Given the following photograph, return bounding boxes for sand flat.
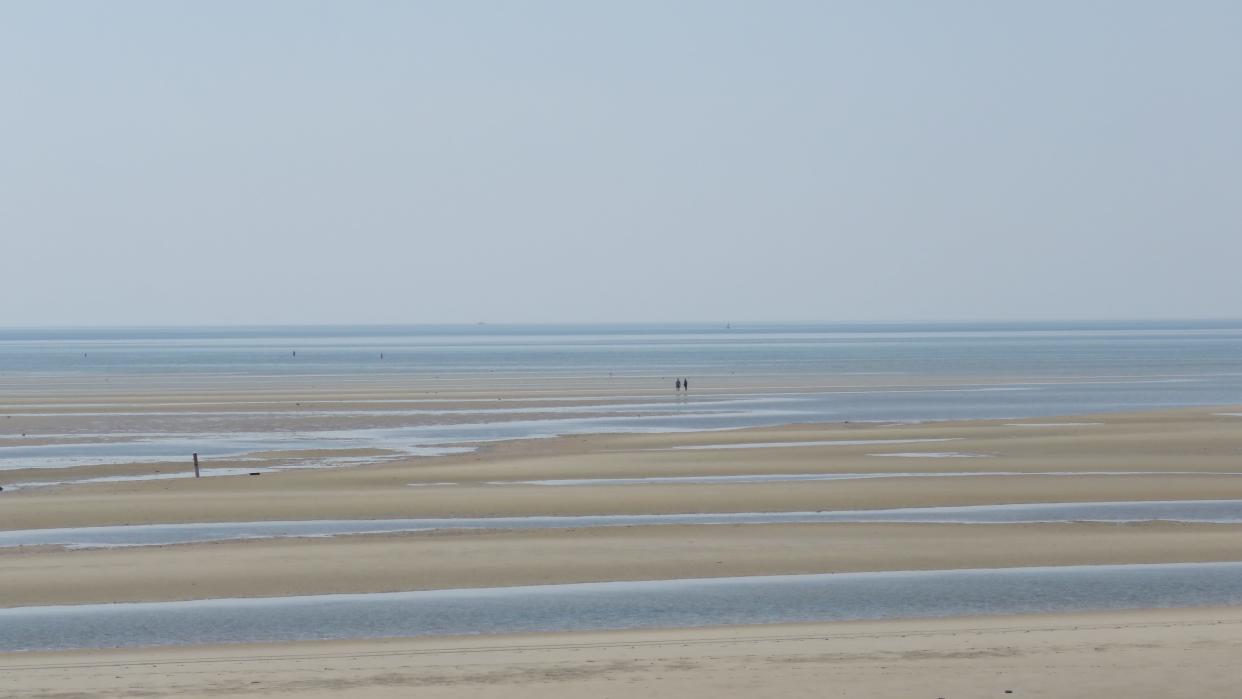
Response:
[2,392,1242,694]
[7,471,1242,528]
[3,406,1242,609]
[3,522,1242,607]
[6,405,1242,529]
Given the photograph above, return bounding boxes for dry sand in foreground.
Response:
[3,607,1240,698]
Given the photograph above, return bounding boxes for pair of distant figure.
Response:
[675,378,690,391]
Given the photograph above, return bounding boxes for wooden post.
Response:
[193,452,200,478]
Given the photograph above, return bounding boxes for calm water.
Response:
[3,321,1242,379]
[4,563,1242,652]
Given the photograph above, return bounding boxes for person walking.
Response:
[675,378,682,391]
[683,378,689,391]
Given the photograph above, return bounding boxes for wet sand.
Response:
[4,522,1242,607]
[5,406,1242,528]
[3,390,1242,695]
[3,406,1242,605]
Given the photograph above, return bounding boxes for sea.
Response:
[3,320,1242,381]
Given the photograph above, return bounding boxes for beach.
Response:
[3,326,1242,694]
[10,0,1241,689]
[4,406,1242,696]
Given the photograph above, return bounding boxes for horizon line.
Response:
[2,318,1242,332]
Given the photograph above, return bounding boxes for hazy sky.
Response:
[2,1,1239,326]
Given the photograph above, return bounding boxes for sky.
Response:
[1,1,1239,326]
